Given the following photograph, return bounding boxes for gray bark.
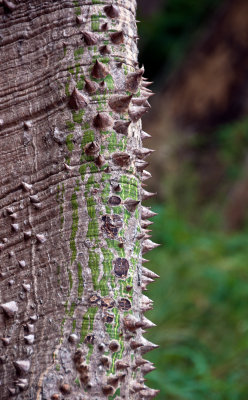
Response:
[0,1,158,399]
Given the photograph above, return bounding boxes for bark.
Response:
[0,1,158,399]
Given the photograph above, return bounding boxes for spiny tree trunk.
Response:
[0,1,159,399]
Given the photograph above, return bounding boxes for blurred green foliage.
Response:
[161,116,248,229]
[216,117,248,181]
[189,116,248,181]
[137,2,248,398]
[137,0,224,81]
[144,205,248,399]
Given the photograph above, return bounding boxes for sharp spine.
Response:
[114,120,131,135]
[29,195,39,203]
[132,97,150,106]
[139,388,160,398]
[142,266,160,279]
[68,87,88,110]
[107,375,119,386]
[124,199,140,212]
[126,68,144,93]
[140,294,153,311]
[84,78,98,94]
[141,276,154,291]
[81,31,98,45]
[110,31,125,44]
[142,80,153,87]
[3,0,16,12]
[136,160,149,172]
[21,182,32,191]
[109,94,132,113]
[141,131,151,140]
[76,15,85,24]
[93,112,114,129]
[142,239,160,254]
[101,22,108,31]
[1,337,11,346]
[140,338,159,354]
[11,223,19,232]
[141,206,157,219]
[140,316,156,329]
[141,362,156,375]
[141,220,153,229]
[18,258,26,267]
[99,44,111,55]
[123,315,143,331]
[13,360,30,374]
[141,170,152,181]
[134,148,154,159]
[140,89,155,98]
[91,60,109,79]
[95,155,105,167]
[22,283,30,292]
[115,360,129,370]
[141,189,157,200]
[1,301,18,317]
[112,152,130,167]
[84,141,100,157]
[130,340,143,349]
[23,231,32,240]
[15,378,28,390]
[131,381,145,392]
[134,356,147,367]
[10,212,17,219]
[129,107,149,122]
[104,5,120,18]
[36,234,46,243]
[24,334,34,344]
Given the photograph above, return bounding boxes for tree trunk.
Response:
[0,1,158,399]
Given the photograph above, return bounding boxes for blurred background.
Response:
[136,0,248,398]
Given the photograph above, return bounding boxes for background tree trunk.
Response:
[141,0,248,228]
[0,1,158,399]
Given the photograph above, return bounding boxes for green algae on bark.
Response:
[70,190,79,263]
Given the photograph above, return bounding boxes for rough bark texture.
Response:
[0,1,158,399]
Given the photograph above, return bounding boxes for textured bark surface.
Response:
[0,1,158,399]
